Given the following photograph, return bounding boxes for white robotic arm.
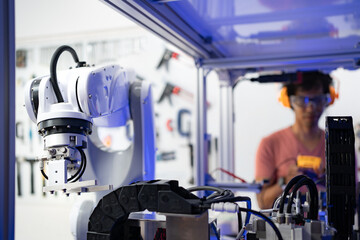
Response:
[24,45,155,194]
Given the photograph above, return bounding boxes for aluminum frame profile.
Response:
[101,0,360,73]
[194,67,208,188]
[201,51,360,71]
[217,70,235,182]
[99,0,360,191]
[101,0,224,60]
[0,0,15,239]
[207,181,262,193]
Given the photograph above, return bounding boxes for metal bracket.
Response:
[43,179,113,195]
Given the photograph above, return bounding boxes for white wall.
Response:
[15,0,136,39]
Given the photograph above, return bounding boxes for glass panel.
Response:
[168,0,360,58]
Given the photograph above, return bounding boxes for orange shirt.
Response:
[255,126,325,182]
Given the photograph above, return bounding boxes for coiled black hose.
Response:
[278,175,308,214]
[286,176,318,220]
[49,45,84,103]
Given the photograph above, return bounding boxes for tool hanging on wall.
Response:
[15,122,24,197]
[25,158,36,195]
[16,122,24,140]
[166,119,174,132]
[188,143,194,185]
[16,158,22,196]
[157,82,194,105]
[157,82,211,108]
[156,47,194,70]
[177,109,191,138]
[156,49,179,71]
[16,49,27,68]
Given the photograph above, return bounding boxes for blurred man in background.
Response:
[255,71,336,209]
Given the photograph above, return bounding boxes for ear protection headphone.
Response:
[278,85,339,108]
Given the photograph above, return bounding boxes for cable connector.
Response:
[39,160,44,170]
[211,202,239,213]
[302,201,309,213]
[285,213,292,225]
[76,61,87,68]
[295,191,301,215]
[235,226,247,240]
[277,212,285,224]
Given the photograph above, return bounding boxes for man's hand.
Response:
[285,164,302,184]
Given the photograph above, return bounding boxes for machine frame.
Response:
[0,0,15,239]
[98,0,360,190]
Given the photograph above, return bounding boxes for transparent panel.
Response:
[169,0,360,58]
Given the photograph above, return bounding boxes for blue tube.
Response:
[245,200,251,225]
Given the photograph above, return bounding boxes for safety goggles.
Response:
[290,94,330,108]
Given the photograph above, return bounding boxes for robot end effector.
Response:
[24,45,137,194]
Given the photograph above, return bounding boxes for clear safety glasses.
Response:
[290,94,330,108]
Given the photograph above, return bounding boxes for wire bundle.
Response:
[187,186,283,240]
[277,175,318,221]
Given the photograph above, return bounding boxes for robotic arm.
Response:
[24,45,155,194]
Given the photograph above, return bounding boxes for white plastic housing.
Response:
[77,65,131,127]
[24,64,132,127]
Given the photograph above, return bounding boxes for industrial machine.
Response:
[24,46,358,240]
[23,45,156,239]
[87,115,357,240]
[24,45,156,195]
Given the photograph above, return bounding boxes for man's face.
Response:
[290,86,329,128]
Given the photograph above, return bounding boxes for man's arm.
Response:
[255,137,281,209]
[256,179,283,209]
[256,165,301,209]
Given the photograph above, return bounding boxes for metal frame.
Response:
[194,67,208,187]
[100,0,360,74]
[0,0,15,239]
[201,51,360,72]
[102,0,224,59]
[99,0,360,191]
[217,70,235,182]
[195,66,262,192]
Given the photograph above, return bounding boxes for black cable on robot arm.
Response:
[69,147,87,183]
[279,175,308,214]
[68,147,86,182]
[50,45,82,103]
[286,177,318,220]
[238,207,284,240]
[40,147,86,183]
[41,169,48,180]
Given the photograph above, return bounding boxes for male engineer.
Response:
[254,71,338,209]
